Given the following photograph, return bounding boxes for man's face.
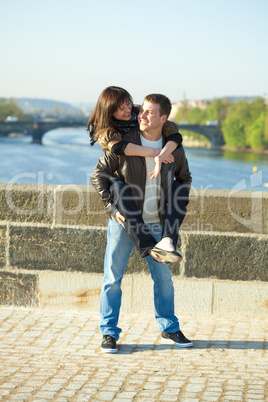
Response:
[138,101,167,132]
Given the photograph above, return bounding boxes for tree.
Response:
[222,115,246,147]
[0,99,31,121]
[248,97,266,120]
[248,112,266,149]
[174,100,191,122]
[204,99,230,123]
[245,98,266,147]
[265,105,268,142]
[188,107,205,124]
[221,100,252,148]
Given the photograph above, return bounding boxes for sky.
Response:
[1,0,267,107]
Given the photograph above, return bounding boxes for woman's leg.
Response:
[110,178,157,258]
[158,181,190,250]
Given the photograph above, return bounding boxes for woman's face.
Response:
[113,100,132,121]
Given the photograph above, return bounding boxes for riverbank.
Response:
[221,144,268,155]
[183,138,210,149]
[182,136,268,155]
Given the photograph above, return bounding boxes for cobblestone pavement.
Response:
[0,307,267,401]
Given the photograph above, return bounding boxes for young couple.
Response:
[90,86,193,353]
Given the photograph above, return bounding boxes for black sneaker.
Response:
[101,335,118,353]
[161,330,193,348]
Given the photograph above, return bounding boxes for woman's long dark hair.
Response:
[87,86,133,145]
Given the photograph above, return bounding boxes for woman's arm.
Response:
[124,141,178,179]
[124,142,161,157]
[112,140,177,179]
[149,141,177,179]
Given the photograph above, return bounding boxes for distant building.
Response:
[169,101,183,120]
[189,99,210,110]
[5,116,18,122]
[169,99,210,120]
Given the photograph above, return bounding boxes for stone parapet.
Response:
[0,183,267,314]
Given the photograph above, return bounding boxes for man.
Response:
[91,94,193,353]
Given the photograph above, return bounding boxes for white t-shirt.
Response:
[140,134,162,224]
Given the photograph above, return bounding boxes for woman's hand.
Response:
[149,154,174,179]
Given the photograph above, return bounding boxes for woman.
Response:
[88,86,182,178]
[88,86,187,263]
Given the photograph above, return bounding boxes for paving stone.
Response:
[97,391,117,400]
[0,307,267,401]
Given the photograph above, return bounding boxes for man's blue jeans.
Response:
[100,219,180,340]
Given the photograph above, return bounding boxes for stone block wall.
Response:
[0,183,267,315]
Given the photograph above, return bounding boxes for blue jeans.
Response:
[100,219,180,340]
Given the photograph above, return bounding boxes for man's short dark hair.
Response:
[144,94,172,118]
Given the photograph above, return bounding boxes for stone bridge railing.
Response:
[0,121,87,144]
[0,183,267,315]
[177,124,225,148]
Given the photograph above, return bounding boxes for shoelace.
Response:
[103,335,115,344]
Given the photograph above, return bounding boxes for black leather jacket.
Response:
[91,126,192,221]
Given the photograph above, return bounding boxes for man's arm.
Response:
[173,146,192,189]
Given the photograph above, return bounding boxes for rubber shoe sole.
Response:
[150,248,182,263]
[161,337,193,348]
[101,346,118,354]
[161,331,193,348]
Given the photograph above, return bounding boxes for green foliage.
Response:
[222,115,246,147]
[174,97,267,150]
[205,99,230,123]
[0,99,31,121]
[175,100,191,122]
[188,107,204,124]
[221,101,250,148]
[265,105,268,142]
[247,112,266,149]
[248,97,266,120]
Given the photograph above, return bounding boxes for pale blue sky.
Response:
[1,0,267,106]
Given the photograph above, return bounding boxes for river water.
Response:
[1,127,268,192]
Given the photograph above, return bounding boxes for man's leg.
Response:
[100,218,134,342]
[145,222,193,347]
[145,222,180,333]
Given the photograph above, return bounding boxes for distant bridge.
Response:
[0,121,225,148]
[177,124,225,148]
[0,120,87,144]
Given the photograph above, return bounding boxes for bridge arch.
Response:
[0,121,87,144]
[1,121,224,148]
[177,124,225,148]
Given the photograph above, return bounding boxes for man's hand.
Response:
[149,154,175,179]
[113,210,126,227]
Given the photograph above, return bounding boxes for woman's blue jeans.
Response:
[99,219,180,340]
